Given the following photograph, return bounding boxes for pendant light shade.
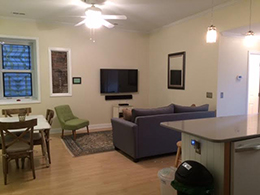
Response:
[245,30,256,47]
[245,0,256,47]
[206,0,217,43]
[206,25,217,43]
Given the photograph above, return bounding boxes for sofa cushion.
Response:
[122,108,132,121]
[174,104,209,113]
[131,104,174,122]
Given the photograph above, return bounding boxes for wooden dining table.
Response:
[0,115,51,167]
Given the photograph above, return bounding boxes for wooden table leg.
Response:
[40,130,50,167]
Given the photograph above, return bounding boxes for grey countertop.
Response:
[161,114,260,142]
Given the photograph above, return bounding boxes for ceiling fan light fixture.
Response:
[206,25,217,43]
[85,7,102,29]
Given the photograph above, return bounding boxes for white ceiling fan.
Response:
[76,0,127,29]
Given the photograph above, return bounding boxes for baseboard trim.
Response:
[50,123,112,134]
[89,123,112,130]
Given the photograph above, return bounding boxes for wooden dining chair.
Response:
[31,109,54,164]
[0,108,32,152]
[45,109,54,163]
[0,119,37,185]
[2,108,32,117]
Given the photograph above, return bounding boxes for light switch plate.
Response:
[220,92,224,98]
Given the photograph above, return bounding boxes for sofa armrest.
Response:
[111,118,139,159]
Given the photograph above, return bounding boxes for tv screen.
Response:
[100,69,138,93]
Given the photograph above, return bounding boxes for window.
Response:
[0,37,40,104]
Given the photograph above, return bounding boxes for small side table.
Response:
[112,105,133,118]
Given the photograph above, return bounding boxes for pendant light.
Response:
[206,0,217,43]
[244,0,255,47]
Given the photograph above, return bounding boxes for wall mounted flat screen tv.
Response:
[100,69,138,93]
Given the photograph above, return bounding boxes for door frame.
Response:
[246,51,260,115]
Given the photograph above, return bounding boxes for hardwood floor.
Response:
[0,132,176,195]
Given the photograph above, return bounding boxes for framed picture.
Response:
[49,48,72,97]
[73,77,81,84]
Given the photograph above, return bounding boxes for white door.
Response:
[247,53,260,114]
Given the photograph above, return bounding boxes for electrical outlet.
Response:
[191,140,201,154]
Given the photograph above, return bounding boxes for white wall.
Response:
[0,18,149,128]
[217,36,260,117]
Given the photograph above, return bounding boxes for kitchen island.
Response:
[161,114,260,195]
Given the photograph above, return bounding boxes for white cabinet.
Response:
[112,105,133,118]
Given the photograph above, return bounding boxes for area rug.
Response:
[61,131,114,157]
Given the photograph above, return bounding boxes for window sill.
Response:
[0,99,41,105]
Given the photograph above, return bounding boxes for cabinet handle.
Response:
[235,144,260,153]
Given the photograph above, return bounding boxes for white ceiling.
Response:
[222,23,260,37]
[0,0,234,32]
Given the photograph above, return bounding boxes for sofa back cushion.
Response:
[132,104,174,122]
[174,104,209,113]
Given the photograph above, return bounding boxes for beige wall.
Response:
[148,0,260,112]
[148,11,219,110]
[2,0,260,129]
[0,19,149,128]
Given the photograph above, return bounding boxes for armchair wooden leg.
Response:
[73,130,77,140]
[61,129,64,138]
[86,125,89,134]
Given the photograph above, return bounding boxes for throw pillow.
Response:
[131,104,174,123]
[174,104,209,113]
[122,108,132,121]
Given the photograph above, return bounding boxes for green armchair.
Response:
[55,105,89,140]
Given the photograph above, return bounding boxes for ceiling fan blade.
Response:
[75,19,86,26]
[102,20,115,28]
[58,16,85,18]
[102,15,127,20]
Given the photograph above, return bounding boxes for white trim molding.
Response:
[49,47,72,97]
[0,35,41,105]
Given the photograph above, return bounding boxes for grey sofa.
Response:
[111,104,216,162]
